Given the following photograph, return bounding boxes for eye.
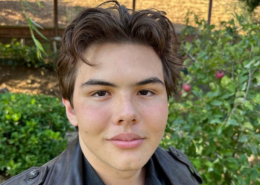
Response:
[92,91,109,97]
[138,90,154,96]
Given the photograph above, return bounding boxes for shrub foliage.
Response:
[0,39,56,68]
[239,0,260,12]
[161,14,260,184]
[0,93,71,176]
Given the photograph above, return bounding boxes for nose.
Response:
[113,96,139,125]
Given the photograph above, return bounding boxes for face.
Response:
[63,43,168,173]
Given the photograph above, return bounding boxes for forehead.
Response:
[75,43,164,83]
[83,43,161,67]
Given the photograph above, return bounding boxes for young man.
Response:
[2,1,202,185]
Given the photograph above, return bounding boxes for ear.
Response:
[62,98,78,126]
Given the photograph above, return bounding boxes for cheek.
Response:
[144,102,168,131]
[75,102,111,132]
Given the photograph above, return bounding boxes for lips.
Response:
[108,132,144,149]
[110,132,143,141]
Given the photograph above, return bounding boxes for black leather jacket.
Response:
[1,138,202,185]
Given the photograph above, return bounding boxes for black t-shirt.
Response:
[83,153,170,185]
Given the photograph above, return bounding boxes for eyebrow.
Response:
[81,79,117,88]
[80,77,164,88]
[136,77,164,86]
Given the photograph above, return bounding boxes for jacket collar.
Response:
[154,147,202,185]
[44,137,84,185]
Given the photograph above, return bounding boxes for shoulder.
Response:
[0,166,48,185]
[154,146,203,185]
[0,138,80,185]
[0,154,61,185]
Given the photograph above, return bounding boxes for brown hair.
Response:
[57,0,182,105]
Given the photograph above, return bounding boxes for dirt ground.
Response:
[0,65,60,97]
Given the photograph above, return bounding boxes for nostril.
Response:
[117,118,137,124]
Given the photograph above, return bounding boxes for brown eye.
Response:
[138,90,154,96]
[93,91,108,97]
[139,90,149,95]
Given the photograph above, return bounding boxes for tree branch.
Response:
[184,49,198,63]
[225,69,254,123]
[244,70,252,101]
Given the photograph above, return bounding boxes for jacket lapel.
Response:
[154,147,201,185]
[43,137,84,185]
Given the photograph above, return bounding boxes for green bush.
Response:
[161,14,260,184]
[239,0,260,12]
[0,93,72,177]
[0,39,57,69]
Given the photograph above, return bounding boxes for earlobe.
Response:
[62,98,78,126]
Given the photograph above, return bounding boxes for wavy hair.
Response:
[57,0,182,105]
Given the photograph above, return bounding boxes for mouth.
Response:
[108,132,144,149]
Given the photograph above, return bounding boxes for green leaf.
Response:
[26,17,36,30]
[30,19,43,29]
[22,0,36,13]
[216,125,223,135]
[227,119,239,126]
[239,75,248,84]
[243,101,254,111]
[244,59,255,69]
[242,122,254,131]
[33,39,44,52]
[253,94,260,104]
[238,134,248,142]
[235,91,246,97]
[225,157,239,169]
[183,58,191,66]
[249,168,259,181]
[253,60,260,67]
[37,1,44,8]
[234,97,245,104]
[206,90,220,98]
[252,46,260,53]
[33,28,48,40]
[31,98,36,105]
[220,93,234,100]
[173,116,185,125]
[185,42,192,51]
[238,154,248,164]
[23,9,47,57]
[210,100,223,106]
[209,119,222,124]
[205,161,214,168]
[221,76,232,87]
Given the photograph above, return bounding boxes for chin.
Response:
[113,164,144,172]
[110,156,148,171]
